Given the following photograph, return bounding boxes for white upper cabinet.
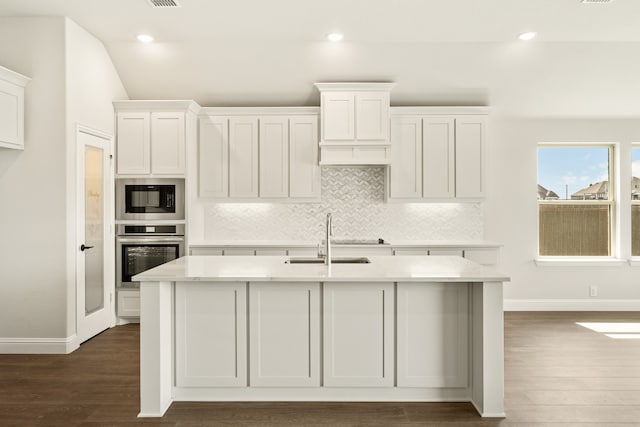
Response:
[259,117,289,198]
[229,117,259,198]
[389,116,422,199]
[423,117,455,199]
[199,116,228,198]
[150,112,185,175]
[0,65,30,150]
[315,83,395,165]
[355,91,390,141]
[116,112,150,175]
[455,116,486,199]
[198,108,320,201]
[114,101,199,177]
[322,92,354,141]
[289,116,320,199]
[387,107,488,201]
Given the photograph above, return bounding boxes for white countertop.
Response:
[189,240,502,248]
[134,255,509,283]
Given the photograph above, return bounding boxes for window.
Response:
[538,145,613,257]
[633,145,640,257]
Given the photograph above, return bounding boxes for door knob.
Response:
[80,244,94,251]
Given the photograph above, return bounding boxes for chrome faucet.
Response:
[325,213,332,266]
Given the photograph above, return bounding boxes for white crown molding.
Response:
[113,100,201,114]
[390,106,489,116]
[504,299,640,311]
[0,335,79,354]
[0,65,30,87]
[314,82,396,92]
[199,106,320,116]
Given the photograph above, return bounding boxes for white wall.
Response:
[64,18,128,340]
[0,17,68,340]
[0,17,127,352]
[485,118,640,310]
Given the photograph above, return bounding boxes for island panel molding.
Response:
[135,255,507,418]
[249,283,320,387]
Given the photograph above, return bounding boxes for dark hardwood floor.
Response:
[2,312,640,426]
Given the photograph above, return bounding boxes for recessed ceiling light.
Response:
[137,34,154,43]
[327,33,344,42]
[518,31,537,41]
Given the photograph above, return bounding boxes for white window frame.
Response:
[632,143,640,262]
[536,143,617,263]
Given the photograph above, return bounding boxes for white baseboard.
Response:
[504,299,640,311]
[0,334,79,354]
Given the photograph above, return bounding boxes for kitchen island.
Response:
[134,255,509,418]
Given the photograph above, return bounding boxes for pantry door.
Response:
[77,126,115,344]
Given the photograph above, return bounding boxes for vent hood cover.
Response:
[315,82,395,166]
[146,0,181,8]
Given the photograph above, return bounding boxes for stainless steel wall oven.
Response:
[116,224,185,288]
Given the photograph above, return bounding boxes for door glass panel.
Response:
[85,145,104,315]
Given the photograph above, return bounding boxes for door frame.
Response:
[75,123,116,344]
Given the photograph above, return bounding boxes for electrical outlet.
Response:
[589,286,598,297]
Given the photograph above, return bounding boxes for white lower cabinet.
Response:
[175,282,247,387]
[323,282,394,387]
[249,283,320,387]
[397,282,469,388]
[174,280,472,393]
[116,288,140,317]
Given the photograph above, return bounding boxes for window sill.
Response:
[535,257,627,267]
[630,258,640,267]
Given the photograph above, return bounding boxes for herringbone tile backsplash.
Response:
[203,167,482,241]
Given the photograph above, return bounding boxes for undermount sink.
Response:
[286,257,371,264]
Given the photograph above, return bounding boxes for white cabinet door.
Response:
[389,116,422,199]
[397,282,468,388]
[249,283,320,387]
[289,116,320,199]
[0,73,26,149]
[463,248,498,266]
[175,282,247,387]
[322,92,354,141]
[259,117,289,198]
[455,116,486,199]
[223,248,255,256]
[428,249,463,257]
[323,282,394,387]
[151,112,185,175]
[356,91,390,141]
[116,289,140,317]
[393,248,428,256]
[423,117,455,199]
[199,117,229,198]
[229,117,259,198]
[116,112,150,175]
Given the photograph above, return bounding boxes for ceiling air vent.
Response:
[146,0,181,8]
[581,0,614,3]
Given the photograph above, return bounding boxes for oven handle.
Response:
[117,237,185,244]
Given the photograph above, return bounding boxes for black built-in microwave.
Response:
[116,179,185,221]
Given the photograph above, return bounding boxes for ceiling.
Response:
[1,0,639,116]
